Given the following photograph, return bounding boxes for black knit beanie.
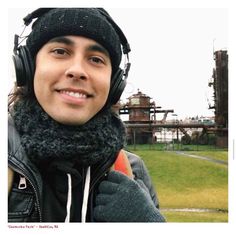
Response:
[26,8,122,72]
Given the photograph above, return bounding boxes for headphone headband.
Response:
[23,8,55,26]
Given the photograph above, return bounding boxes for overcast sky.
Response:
[108,8,228,120]
[8,8,228,120]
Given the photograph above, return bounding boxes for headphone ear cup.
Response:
[108,68,127,105]
[12,50,25,86]
[12,46,34,88]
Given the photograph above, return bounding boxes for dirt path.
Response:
[161,208,228,213]
[174,151,228,166]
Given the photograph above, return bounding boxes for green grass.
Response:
[162,211,228,222]
[186,151,228,162]
[127,147,228,222]
[126,143,227,152]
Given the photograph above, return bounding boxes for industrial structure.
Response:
[208,50,228,147]
[118,90,217,145]
[117,50,228,147]
[119,90,174,144]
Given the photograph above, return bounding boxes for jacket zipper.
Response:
[9,162,42,222]
[89,155,116,193]
[86,157,116,222]
[18,176,27,189]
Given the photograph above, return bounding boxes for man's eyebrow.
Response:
[48,36,75,46]
[47,37,110,57]
[86,44,110,57]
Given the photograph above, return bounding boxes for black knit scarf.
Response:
[12,99,126,167]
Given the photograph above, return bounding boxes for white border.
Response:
[2,1,235,235]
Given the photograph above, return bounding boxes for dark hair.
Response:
[8,84,35,109]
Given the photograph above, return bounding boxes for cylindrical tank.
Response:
[128,90,151,122]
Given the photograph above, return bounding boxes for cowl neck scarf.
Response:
[11,99,126,167]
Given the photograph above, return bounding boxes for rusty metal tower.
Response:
[119,90,174,144]
[208,50,228,147]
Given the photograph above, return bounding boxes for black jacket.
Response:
[8,116,160,222]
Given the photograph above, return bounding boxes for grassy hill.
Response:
[127,146,228,222]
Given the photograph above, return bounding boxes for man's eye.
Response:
[90,56,104,64]
[51,48,68,55]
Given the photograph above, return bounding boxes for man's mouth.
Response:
[60,90,88,99]
[56,88,93,99]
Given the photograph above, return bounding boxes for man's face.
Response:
[34,36,112,125]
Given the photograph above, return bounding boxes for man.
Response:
[8,8,165,222]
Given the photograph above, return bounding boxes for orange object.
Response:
[113,150,133,179]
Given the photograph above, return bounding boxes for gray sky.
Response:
[8,8,228,120]
[108,8,228,120]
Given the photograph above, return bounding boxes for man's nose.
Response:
[65,59,88,80]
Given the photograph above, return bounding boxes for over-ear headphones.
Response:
[12,8,131,105]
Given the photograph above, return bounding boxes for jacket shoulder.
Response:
[8,115,31,166]
[124,150,148,180]
[8,115,42,192]
[124,150,160,208]
[8,115,21,157]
